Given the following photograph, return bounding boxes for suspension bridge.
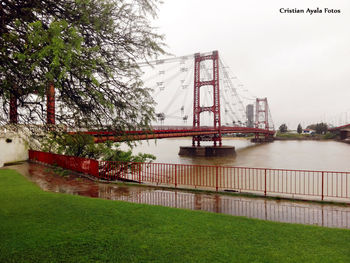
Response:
[8,50,276,155]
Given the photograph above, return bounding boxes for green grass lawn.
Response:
[1,169,350,263]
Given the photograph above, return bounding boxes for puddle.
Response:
[4,162,350,229]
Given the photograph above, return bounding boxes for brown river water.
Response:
[121,138,350,203]
[126,138,350,171]
[6,161,350,229]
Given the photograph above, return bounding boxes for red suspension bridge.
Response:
[8,50,275,147]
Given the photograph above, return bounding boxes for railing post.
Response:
[123,163,126,179]
[175,164,177,188]
[138,163,141,184]
[92,160,99,179]
[264,169,267,196]
[98,161,100,179]
[321,171,324,201]
[216,166,219,192]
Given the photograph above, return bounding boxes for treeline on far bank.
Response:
[276,122,337,140]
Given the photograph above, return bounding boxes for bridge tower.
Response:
[255,98,269,130]
[254,98,270,141]
[192,51,222,147]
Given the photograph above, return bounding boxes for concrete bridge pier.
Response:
[251,133,274,143]
[251,137,274,143]
[178,146,236,157]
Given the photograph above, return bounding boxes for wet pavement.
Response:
[4,162,350,229]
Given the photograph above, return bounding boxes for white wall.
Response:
[0,136,28,167]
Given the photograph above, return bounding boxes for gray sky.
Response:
[153,0,350,129]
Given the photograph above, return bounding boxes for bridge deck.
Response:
[75,126,275,143]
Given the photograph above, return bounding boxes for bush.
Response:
[41,132,156,163]
[279,124,288,133]
[323,132,336,140]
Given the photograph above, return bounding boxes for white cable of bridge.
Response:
[151,67,183,98]
[219,74,244,125]
[219,59,248,126]
[141,53,196,125]
[159,60,194,122]
[199,62,241,126]
[138,53,196,68]
[138,51,219,68]
[268,105,275,130]
[219,57,257,102]
[142,62,180,84]
[140,52,267,128]
[164,67,194,118]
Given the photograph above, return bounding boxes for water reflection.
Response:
[7,162,350,229]
[98,184,350,229]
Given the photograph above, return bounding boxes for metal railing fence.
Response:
[29,150,350,202]
[29,150,99,177]
[99,161,350,202]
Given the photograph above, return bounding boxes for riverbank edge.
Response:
[274,136,325,141]
[274,137,350,145]
[12,160,350,208]
[1,169,350,263]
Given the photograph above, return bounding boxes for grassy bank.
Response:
[275,132,336,140]
[1,169,350,262]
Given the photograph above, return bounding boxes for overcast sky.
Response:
[152,0,350,129]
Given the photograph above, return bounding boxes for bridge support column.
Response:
[252,98,274,143]
[192,50,222,147]
[181,50,236,156]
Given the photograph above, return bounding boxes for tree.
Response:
[307,123,328,134]
[1,0,165,130]
[42,132,156,163]
[279,123,288,133]
[315,123,328,135]
[306,124,316,130]
[297,124,302,134]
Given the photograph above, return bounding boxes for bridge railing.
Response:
[28,150,349,203]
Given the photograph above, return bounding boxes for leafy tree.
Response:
[42,133,156,163]
[315,122,328,135]
[306,124,316,130]
[297,124,302,134]
[1,0,165,130]
[307,123,328,134]
[279,123,288,133]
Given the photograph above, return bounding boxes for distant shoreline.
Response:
[274,136,324,141]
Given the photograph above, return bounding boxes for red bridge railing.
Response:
[29,150,350,202]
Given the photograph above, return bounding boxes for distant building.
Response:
[246,104,254,128]
[303,129,315,134]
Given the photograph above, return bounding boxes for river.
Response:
[125,138,350,172]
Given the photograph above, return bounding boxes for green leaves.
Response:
[1,0,165,130]
[42,132,156,163]
[278,124,288,133]
[25,20,83,83]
